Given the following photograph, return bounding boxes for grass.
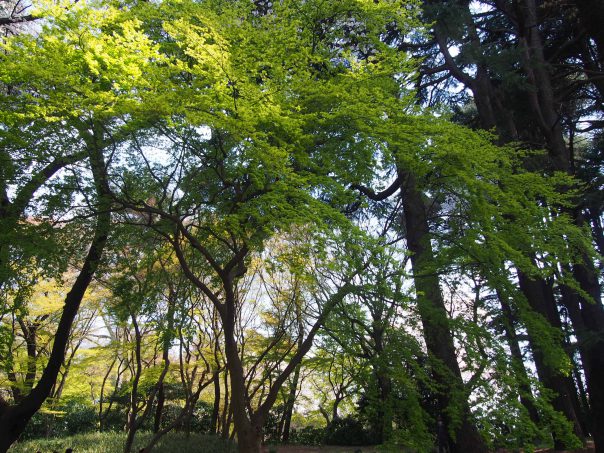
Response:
[9,431,237,453]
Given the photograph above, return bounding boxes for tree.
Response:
[407,0,604,447]
[0,2,161,448]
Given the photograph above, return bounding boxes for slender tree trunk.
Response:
[497,293,541,425]
[281,364,300,443]
[154,384,165,434]
[98,357,118,431]
[210,370,221,434]
[0,140,111,452]
[153,291,176,434]
[221,368,230,439]
[124,314,143,453]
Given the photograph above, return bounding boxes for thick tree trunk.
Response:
[374,371,393,444]
[400,171,487,453]
[222,286,263,453]
[516,271,585,448]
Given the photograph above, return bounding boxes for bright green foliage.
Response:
[8,431,236,453]
[0,0,598,451]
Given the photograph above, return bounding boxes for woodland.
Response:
[0,0,603,452]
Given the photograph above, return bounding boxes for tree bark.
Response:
[497,293,541,425]
[516,271,584,448]
[0,141,111,452]
[280,364,300,443]
[210,370,221,434]
[400,171,487,453]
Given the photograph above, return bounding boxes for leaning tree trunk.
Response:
[497,293,541,425]
[516,271,585,448]
[400,170,487,453]
[0,142,111,452]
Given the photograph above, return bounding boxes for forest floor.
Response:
[262,447,378,453]
[10,433,595,453]
[263,442,597,453]
[533,442,595,453]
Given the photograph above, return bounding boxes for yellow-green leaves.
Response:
[1,0,162,121]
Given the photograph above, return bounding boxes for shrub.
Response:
[63,402,97,435]
[323,417,370,446]
[289,426,324,445]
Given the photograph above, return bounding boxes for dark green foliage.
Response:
[288,427,325,446]
[21,402,97,439]
[323,417,371,446]
[262,404,285,443]
[63,403,98,435]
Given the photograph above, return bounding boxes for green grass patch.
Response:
[9,431,237,453]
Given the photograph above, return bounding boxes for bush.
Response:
[63,402,97,435]
[157,401,214,433]
[323,417,370,446]
[21,401,97,439]
[288,426,324,445]
[21,411,56,439]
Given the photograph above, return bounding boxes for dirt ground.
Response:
[262,441,596,453]
[532,442,596,453]
[262,446,377,453]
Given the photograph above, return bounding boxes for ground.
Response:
[8,433,596,453]
[263,447,378,453]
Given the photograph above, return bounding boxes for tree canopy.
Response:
[1,0,603,452]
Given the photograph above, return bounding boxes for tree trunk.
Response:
[124,314,143,453]
[0,141,111,452]
[572,254,604,452]
[210,371,221,434]
[222,285,263,453]
[497,293,541,425]
[154,384,165,434]
[516,271,585,448]
[280,364,301,443]
[400,171,487,453]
